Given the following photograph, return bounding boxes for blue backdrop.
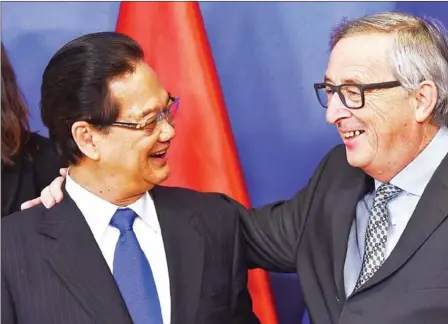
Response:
[2,2,447,323]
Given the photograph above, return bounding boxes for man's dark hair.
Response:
[41,32,144,164]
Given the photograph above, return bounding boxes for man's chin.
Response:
[345,149,369,169]
[154,166,170,185]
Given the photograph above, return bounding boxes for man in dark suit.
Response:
[235,11,448,324]
[21,11,448,324]
[1,32,259,324]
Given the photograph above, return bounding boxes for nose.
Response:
[158,119,175,142]
[325,93,352,125]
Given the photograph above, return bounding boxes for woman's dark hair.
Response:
[1,43,30,166]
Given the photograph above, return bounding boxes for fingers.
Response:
[40,186,56,208]
[50,177,65,203]
[20,197,43,210]
[59,168,68,177]
[19,174,66,210]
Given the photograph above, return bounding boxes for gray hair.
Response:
[330,12,448,127]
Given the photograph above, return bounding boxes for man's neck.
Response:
[68,164,150,207]
[364,123,440,183]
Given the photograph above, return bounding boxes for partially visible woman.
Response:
[1,43,66,217]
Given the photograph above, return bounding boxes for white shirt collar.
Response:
[65,171,160,244]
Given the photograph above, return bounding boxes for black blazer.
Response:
[237,145,448,324]
[1,185,259,324]
[1,133,66,217]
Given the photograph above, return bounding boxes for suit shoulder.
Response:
[154,185,236,209]
[1,206,48,277]
[155,187,241,240]
[326,144,347,162]
[2,205,46,237]
[319,144,353,172]
[152,186,241,232]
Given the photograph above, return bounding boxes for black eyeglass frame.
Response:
[313,81,401,109]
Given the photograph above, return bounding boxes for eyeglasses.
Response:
[313,81,401,109]
[111,96,180,135]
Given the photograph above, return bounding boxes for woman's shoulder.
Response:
[23,132,66,188]
[22,132,67,169]
[23,132,57,156]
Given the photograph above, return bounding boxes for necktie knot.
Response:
[110,208,138,232]
[373,183,402,206]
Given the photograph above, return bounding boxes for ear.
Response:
[71,121,101,161]
[414,80,438,123]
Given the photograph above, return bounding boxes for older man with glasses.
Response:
[19,11,448,324]
[1,32,260,324]
[238,11,448,323]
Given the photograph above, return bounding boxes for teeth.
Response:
[342,131,363,138]
[153,151,166,156]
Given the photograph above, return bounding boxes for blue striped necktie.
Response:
[110,208,163,324]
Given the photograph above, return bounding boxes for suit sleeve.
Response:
[229,207,260,324]
[230,149,335,273]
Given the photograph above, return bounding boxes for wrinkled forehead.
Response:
[326,33,396,84]
[109,62,169,119]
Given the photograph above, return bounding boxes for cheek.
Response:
[135,133,160,165]
[100,131,161,171]
[102,134,141,164]
[354,100,385,148]
[108,139,137,168]
[363,95,390,127]
[361,96,413,149]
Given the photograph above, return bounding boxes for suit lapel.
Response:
[39,189,133,324]
[357,154,448,294]
[330,166,372,300]
[152,186,205,324]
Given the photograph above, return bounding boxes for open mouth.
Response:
[150,150,167,159]
[341,130,365,139]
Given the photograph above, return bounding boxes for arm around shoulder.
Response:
[230,146,340,273]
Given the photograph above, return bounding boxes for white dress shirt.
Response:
[65,173,171,324]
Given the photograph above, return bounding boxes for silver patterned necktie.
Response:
[355,183,402,290]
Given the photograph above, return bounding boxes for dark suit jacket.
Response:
[236,145,448,324]
[2,133,66,217]
[1,185,259,324]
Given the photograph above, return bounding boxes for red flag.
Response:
[116,2,278,323]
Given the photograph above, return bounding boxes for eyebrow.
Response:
[324,75,333,83]
[137,93,171,120]
[324,75,364,85]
